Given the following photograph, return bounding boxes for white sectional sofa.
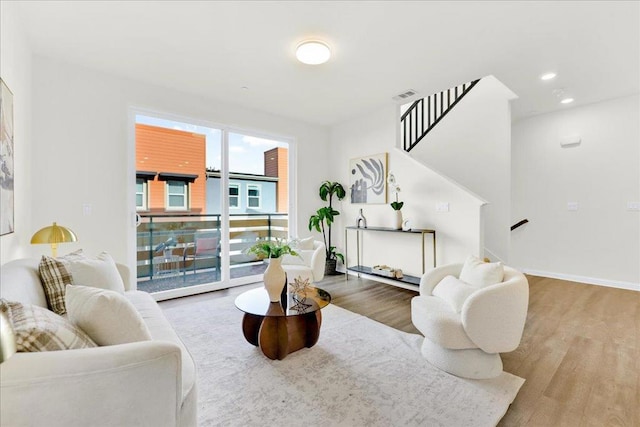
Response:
[0,258,197,427]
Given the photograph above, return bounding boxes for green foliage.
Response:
[390,201,404,211]
[309,181,346,262]
[245,238,298,259]
[319,181,346,202]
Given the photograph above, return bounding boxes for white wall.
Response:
[512,94,640,288]
[0,1,33,264]
[330,105,484,277]
[29,56,329,272]
[408,76,517,263]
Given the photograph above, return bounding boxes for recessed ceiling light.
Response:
[540,72,557,81]
[560,98,574,104]
[296,40,331,65]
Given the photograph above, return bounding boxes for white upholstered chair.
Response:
[411,260,529,379]
[281,240,326,284]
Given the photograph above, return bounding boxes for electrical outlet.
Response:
[82,204,92,216]
[628,202,640,211]
[567,202,579,211]
[436,202,450,213]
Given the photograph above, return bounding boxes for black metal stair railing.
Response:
[401,78,480,152]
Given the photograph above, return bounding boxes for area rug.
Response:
[161,291,524,427]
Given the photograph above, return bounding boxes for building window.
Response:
[247,184,261,209]
[229,184,240,208]
[136,178,148,211]
[166,180,188,210]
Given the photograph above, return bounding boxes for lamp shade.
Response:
[31,222,77,257]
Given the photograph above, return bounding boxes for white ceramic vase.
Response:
[263,256,286,302]
[392,210,403,230]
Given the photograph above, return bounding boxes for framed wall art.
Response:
[349,152,387,204]
[0,78,14,235]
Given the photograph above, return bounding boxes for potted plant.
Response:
[246,238,298,302]
[387,172,404,229]
[308,181,346,275]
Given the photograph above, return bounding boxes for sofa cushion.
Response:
[125,291,196,401]
[38,251,125,316]
[66,285,152,346]
[411,295,477,349]
[432,275,478,313]
[0,298,97,352]
[459,255,504,287]
[282,265,314,284]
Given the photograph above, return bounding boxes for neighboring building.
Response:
[206,171,277,214]
[264,147,288,213]
[135,124,206,214]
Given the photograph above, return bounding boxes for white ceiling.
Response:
[12,1,640,127]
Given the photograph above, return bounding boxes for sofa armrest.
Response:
[419,263,463,296]
[1,341,183,427]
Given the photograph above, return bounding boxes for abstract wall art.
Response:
[0,78,14,235]
[349,153,387,204]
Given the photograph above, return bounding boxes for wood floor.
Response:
[163,273,640,426]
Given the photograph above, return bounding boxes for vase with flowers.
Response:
[387,173,404,229]
[246,238,299,302]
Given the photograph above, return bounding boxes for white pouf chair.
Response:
[411,257,529,379]
[281,239,326,284]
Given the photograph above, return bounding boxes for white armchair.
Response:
[281,240,326,284]
[411,262,529,379]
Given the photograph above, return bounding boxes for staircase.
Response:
[401,79,480,152]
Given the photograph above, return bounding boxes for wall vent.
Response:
[392,89,418,102]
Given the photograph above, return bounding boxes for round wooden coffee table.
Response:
[235,286,331,360]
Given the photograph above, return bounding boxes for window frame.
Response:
[229,183,240,209]
[246,183,262,209]
[165,180,189,211]
[135,178,149,211]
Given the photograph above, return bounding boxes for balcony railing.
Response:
[136,213,289,281]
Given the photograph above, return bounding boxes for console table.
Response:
[344,226,436,287]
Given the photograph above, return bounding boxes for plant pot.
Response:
[392,210,403,230]
[264,257,286,302]
[324,258,338,276]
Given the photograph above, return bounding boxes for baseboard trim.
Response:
[521,268,639,292]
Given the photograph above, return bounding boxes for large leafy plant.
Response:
[246,238,298,259]
[308,181,346,263]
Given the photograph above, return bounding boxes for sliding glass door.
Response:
[133,113,291,299]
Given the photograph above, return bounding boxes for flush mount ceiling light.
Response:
[296,40,331,65]
[540,72,557,81]
[560,97,575,104]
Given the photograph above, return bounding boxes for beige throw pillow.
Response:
[66,252,125,293]
[0,298,96,352]
[459,255,504,287]
[38,250,125,316]
[65,285,152,346]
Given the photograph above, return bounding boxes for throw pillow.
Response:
[65,285,152,346]
[432,275,478,313]
[38,254,77,315]
[0,298,97,352]
[66,252,126,293]
[459,255,504,287]
[38,251,125,316]
[297,236,315,250]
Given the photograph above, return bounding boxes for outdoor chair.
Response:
[183,230,221,279]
